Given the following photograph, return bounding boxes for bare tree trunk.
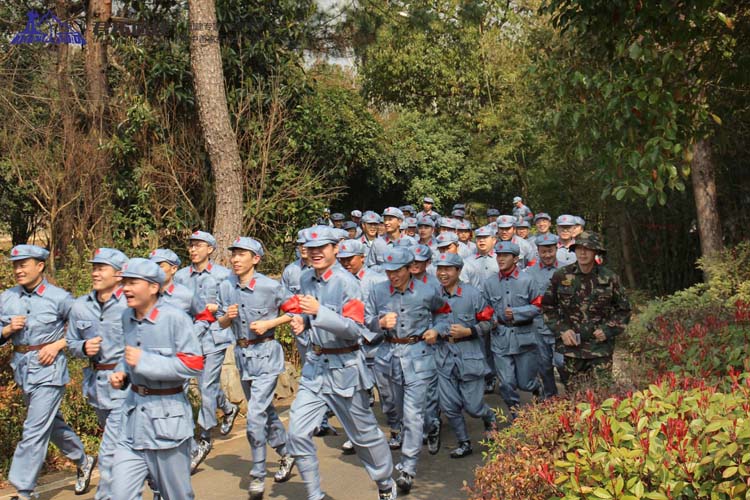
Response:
[188,0,243,264]
[84,0,111,129]
[690,138,723,279]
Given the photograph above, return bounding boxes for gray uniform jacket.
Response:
[365,278,451,385]
[435,284,493,380]
[115,304,203,450]
[216,273,298,381]
[297,266,373,397]
[482,267,543,355]
[174,261,232,352]
[1,280,73,392]
[67,288,129,409]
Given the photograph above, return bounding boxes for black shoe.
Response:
[450,441,473,458]
[388,431,402,450]
[190,439,211,475]
[314,421,337,437]
[248,477,265,500]
[395,471,413,494]
[484,378,496,394]
[378,483,398,499]
[147,477,161,499]
[483,412,498,435]
[274,455,295,483]
[342,439,356,455]
[75,454,96,495]
[427,422,441,455]
[220,403,239,436]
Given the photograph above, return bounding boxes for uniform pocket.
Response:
[330,365,359,395]
[150,403,188,441]
[26,355,57,386]
[412,352,436,379]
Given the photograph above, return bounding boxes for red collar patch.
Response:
[148,307,160,322]
[322,268,333,282]
[166,283,175,295]
[36,283,46,296]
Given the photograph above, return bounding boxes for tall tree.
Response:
[537,0,750,262]
[188,0,243,262]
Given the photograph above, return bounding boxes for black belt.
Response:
[92,362,117,370]
[13,342,51,353]
[386,336,422,345]
[311,344,360,355]
[237,334,275,348]
[131,384,183,396]
[440,333,478,344]
[496,319,534,328]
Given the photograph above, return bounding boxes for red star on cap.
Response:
[95,249,101,255]
[235,237,241,242]
[12,248,18,256]
[440,254,446,260]
[387,255,393,261]
[193,231,199,235]
[151,250,156,255]
[416,248,421,254]
[311,232,318,238]
[341,244,347,251]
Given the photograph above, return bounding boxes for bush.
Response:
[625,300,750,384]
[467,399,573,500]
[549,371,750,499]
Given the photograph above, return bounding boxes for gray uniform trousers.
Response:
[382,354,432,476]
[240,375,289,478]
[111,440,193,500]
[197,347,233,435]
[94,404,125,500]
[537,334,558,398]
[365,341,400,431]
[437,366,491,443]
[287,386,393,500]
[422,371,440,436]
[10,385,86,496]
[492,344,540,409]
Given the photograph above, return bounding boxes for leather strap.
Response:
[13,342,51,353]
[92,362,117,370]
[131,384,183,396]
[311,344,360,355]
[237,335,275,348]
[386,336,422,345]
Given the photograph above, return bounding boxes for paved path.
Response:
[1,393,508,500]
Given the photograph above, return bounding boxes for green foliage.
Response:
[0,159,42,245]
[467,399,572,500]
[536,0,750,207]
[625,242,750,353]
[550,373,750,499]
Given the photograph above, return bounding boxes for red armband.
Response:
[195,308,217,323]
[280,295,302,314]
[475,305,495,322]
[434,303,452,315]
[531,296,543,309]
[342,298,365,324]
[176,353,204,370]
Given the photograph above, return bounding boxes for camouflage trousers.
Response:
[559,356,613,391]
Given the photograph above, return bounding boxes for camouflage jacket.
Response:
[541,263,631,359]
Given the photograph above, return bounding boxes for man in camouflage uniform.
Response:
[541,232,631,387]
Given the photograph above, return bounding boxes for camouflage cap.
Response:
[570,231,606,253]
